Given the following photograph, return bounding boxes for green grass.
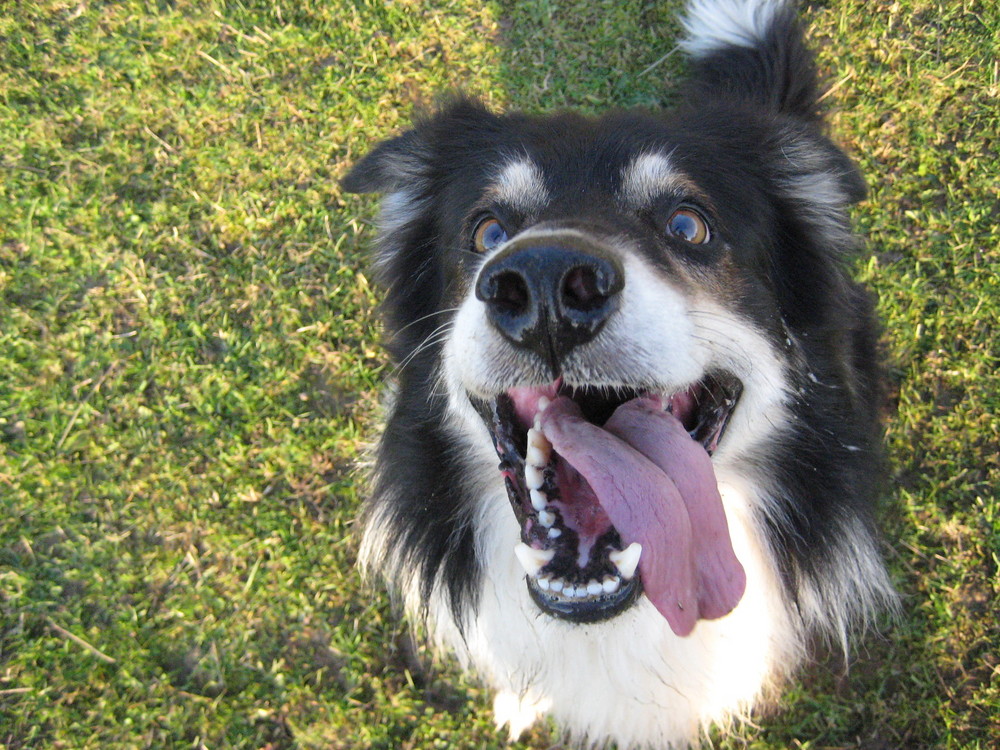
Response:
[1,0,997,747]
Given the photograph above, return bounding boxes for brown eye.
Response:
[472,217,508,253]
[666,208,711,244]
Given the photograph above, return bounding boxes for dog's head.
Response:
[343,17,870,633]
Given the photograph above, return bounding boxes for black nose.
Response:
[475,242,624,368]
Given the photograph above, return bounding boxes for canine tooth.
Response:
[549,578,564,592]
[564,586,578,598]
[529,488,548,511]
[602,576,620,594]
[513,543,555,577]
[537,576,551,591]
[609,543,642,580]
[538,509,555,527]
[525,464,544,490]
[548,527,562,539]
[586,579,603,596]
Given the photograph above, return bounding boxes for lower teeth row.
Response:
[537,574,621,598]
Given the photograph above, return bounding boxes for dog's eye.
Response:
[473,217,508,253]
[666,208,711,244]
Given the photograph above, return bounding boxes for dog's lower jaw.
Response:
[417,470,803,750]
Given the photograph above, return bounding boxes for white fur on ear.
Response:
[680,0,790,59]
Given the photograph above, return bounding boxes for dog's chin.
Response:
[470,371,743,625]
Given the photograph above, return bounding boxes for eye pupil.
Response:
[667,208,710,244]
[473,218,508,252]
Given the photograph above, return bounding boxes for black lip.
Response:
[528,575,643,624]
[689,372,743,455]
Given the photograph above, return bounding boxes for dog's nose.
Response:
[476,243,623,367]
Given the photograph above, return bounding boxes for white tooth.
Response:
[526,445,548,468]
[533,397,551,430]
[548,527,562,539]
[609,542,642,580]
[564,586,578,598]
[524,464,544,490]
[586,579,603,596]
[602,576,620,594]
[538,509,555,527]
[513,543,555,577]
[549,578,564,592]
[527,427,551,454]
[537,576,551,591]
[529,488,548,511]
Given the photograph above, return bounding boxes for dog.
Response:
[342,0,897,746]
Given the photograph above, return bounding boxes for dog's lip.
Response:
[473,372,743,623]
[527,572,643,623]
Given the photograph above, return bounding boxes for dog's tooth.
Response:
[609,542,642,580]
[586,579,603,596]
[513,543,555,577]
[549,578,564,593]
[527,427,550,449]
[529,488,548,511]
[564,585,578,598]
[538,509,555,527]
[547,526,562,539]
[602,576,620,594]
[525,464,544,490]
[526,444,548,469]
[537,576,551,591]
[532,396,551,430]
[527,427,552,454]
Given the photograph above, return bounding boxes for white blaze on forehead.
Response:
[490,157,548,213]
[619,152,689,209]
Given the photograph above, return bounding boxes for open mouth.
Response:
[475,373,747,632]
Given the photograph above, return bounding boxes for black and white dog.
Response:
[343,0,897,746]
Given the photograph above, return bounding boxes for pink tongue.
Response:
[540,396,746,636]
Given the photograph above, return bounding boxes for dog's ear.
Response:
[341,129,427,194]
[770,123,867,257]
[342,98,501,195]
[780,127,867,205]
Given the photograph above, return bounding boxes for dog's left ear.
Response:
[770,121,868,257]
[779,127,867,206]
[341,129,427,194]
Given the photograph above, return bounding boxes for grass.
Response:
[0,0,997,747]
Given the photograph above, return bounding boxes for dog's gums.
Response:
[478,375,746,631]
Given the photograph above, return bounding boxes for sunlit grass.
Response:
[1,0,997,747]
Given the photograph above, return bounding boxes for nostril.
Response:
[562,266,603,311]
[487,270,531,313]
[560,265,618,312]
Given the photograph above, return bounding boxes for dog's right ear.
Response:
[340,129,427,194]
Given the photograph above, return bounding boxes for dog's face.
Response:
[344,98,866,632]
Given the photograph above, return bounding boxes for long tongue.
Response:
[540,396,745,635]
[605,398,746,620]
